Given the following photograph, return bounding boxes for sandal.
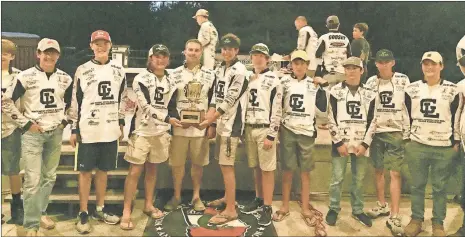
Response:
[143,208,164,219]
[272,210,290,222]
[302,212,318,227]
[208,213,238,225]
[119,218,135,230]
[206,198,225,208]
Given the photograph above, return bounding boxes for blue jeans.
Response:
[405,141,456,225]
[328,154,368,215]
[22,128,63,230]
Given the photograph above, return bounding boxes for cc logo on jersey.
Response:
[154,87,165,105]
[98,81,114,100]
[379,91,395,108]
[215,81,226,99]
[346,101,362,119]
[40,88,57,108]
[290,94,305,112]
[420,99,439,118]
[249,89,259,107]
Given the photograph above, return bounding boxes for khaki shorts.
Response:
[370,132,404,171]
[244,126,277,171]
[169,136,210,166]
[124,133,171,165]
[279,126,315,172]
[215,136,240,166]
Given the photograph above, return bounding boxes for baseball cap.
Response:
[220,36,240,48]
[37,38,60,53]
[458,56,465,67]
[91,30,111,42]
[148,44,170,57]
[326,15,340,25]
[375,49,395,61]
[343,57,363,68]
[421,51,443,64]
[192,9,209,18]
[291,50,309,61]
[249,43,270,57]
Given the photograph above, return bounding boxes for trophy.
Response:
[180,78,205,126]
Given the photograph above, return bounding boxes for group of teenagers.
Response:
[1,8,465,237]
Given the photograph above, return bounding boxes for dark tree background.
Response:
[2,1,465,80]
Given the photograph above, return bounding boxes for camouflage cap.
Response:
[343,57,363,68]
[326,15,340,25]
[375,49,395,61]
[149,44,170,56]
[249,43,270,57]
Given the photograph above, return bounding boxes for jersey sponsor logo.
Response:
[289,94,305,112]
[215,81,226,99]
[40,88,57,108]
[379,91,395,108]
[329,35,347,40]
[330,42,346,47]
[420,99,439,118]
[346,101,362,119]
[98,81,114,100]
[249,88,259,107]
[154,87,165,105]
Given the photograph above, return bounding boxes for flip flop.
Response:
[143,208,164,219]
[119,218,135,230]
[302,212,318,227]
[272,210,290,222]
[208,213,238,225]
[206,198,225,208]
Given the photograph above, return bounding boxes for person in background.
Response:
[193,9,219,70]
[351,23,371,83]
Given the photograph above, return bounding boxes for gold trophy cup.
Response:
[180,79,205,126]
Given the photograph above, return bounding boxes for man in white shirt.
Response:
[403,52,462,237]
[193,9,218,69]
[1,39,23,225]
[69,30,126,234]
[2,38,73,236]
[163,39,216,212]
[364,49,410,236]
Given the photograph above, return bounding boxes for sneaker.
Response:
[367,201,390,218]
[258,205,272,226]
[76,212,91,234]
[164,197,182,212]
[40,216,56,230]
[404,218,422,237]
[92,207,120,225]
[432,223,446,237]
[352,213,372,227]
[325,209,338,226]
[449,226,465,237]
[386,215,404,236]
[240,197,263,214]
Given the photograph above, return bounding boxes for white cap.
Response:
[192,9,209,18]
[37,38,60,53]
[421,51,443,64]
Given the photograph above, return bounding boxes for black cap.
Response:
[220,36,240,48]
[149,44,170,56]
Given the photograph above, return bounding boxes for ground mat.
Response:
[143,189,278,237]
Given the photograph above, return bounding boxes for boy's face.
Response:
[2,52,15,64]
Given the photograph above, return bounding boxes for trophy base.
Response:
[180,109,205,125]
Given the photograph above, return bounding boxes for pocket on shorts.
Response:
[128,134,139,147]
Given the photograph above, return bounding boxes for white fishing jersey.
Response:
[2,65,73,132]
[404,79,462,147]
[130,69,177,137]
[212,59,249,137]
[1,67,21,138]
[70,59,126,143]
[365,72,410,137]
[328,82,377,155]
[315,31,351,74]
[170,64,216,137]
[281,75,327,137]
[457,79,465,150]
[297,25,319,70]
[245,69,283,140]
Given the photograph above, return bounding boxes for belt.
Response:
[246,124,269,129]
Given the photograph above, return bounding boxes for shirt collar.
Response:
[342,81,364,89]
[147,68,169,76]
[252,68,270,74]
[290,73,307,81]
[220,58,239,68]
[421,78,444,85]
[35,64,57,73]
[91,58,111,65]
